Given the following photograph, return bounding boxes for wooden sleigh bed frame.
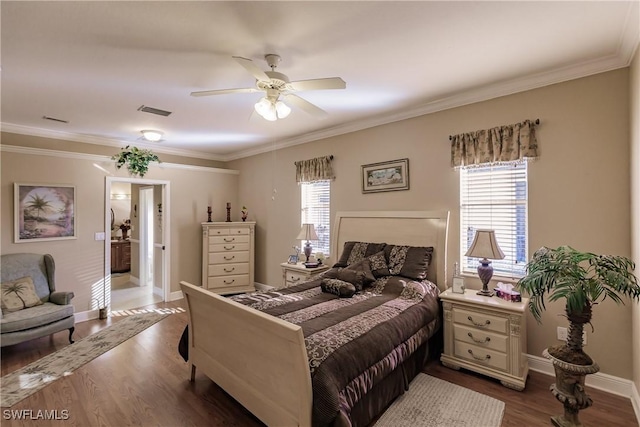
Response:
[180,210,450,427]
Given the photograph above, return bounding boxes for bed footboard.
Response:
[180,281,312,427]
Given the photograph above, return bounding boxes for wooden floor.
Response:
[1,299,637,427]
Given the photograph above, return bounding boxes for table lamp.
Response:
[465,229,505,296]
[296,224,318,263]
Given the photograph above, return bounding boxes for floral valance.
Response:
[295,155,335,183]
[450,119,539,169]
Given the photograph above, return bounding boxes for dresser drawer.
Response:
[208,243,250,253]
[209,235,250,245]
[453,307,508,334]
[207,274,250,289]
[454,341,508,372]
[208,252,249,264]
[228,228,250,235]
[208,263,249,276]
[454,324,508,353]
[208,228,230,236]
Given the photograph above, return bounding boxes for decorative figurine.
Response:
[207,206,212,222]
[241,206,248,222]
[226,202,231,222]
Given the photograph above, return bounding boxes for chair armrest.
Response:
[50,291,75,305]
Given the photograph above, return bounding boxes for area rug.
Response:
[374,374,505,427]
[1,311,168,407]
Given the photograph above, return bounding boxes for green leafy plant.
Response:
[112,146,160,178]
[517,246,640,364]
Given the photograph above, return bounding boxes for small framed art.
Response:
[361,158,409,194]
[452,276,465,294]
[287,255,299,264]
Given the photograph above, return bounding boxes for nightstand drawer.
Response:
[454,341,508,371]
[453,307,507,334]
[286,270,309,285]
[454,324,508,353]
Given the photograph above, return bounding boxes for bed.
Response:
[179,210,450,427]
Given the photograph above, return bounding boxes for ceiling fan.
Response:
[190,54,346,121]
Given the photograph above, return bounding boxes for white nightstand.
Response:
[280,262,330,288]
[439,288,529,390]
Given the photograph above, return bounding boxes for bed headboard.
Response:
[331,211,450,291]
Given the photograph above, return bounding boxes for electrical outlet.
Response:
[557,326,567,341]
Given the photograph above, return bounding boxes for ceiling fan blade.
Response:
[282,94,328,119]
[190,87,260,97]
[287,77,346,92]
[233,56,270,82]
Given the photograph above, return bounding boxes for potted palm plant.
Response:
[112,145,160,178]
[517,246,640,427]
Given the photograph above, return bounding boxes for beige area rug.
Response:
[374,374,505,427]
[1,310,171,407]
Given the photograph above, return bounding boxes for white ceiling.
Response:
[1,1,638,161]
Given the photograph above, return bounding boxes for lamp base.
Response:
[476,288,495,297]
[303,242,313,263]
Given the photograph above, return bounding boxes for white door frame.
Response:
[139,186,154,289]
[104,177,171,309]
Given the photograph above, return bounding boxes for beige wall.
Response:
[1,133,239,313]
[230,69,634,378]
[630,49,640,394]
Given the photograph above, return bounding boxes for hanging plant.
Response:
[111,145,161,178]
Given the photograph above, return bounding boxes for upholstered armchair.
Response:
[1,253,75,347]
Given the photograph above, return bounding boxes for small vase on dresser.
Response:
[202,221,255,295]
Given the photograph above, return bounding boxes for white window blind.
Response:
[460,163,528,278]
[301,181,331,256]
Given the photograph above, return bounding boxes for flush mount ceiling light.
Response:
[141,130,163,142]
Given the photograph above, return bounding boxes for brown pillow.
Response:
[334,241,387,268]
[1,276,43,313]
[324,259,372,291]
[321,278,357,298]
[366,251,390,278]
[384,245,434,280]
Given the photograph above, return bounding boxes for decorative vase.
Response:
[543,348,599,427]
[121,229,128,240]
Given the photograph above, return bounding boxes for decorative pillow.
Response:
[324,259,373,291]
[1,276,43,313]
[321,278,357,298]
[366,251,390,278]
[383,245,434,280]
[334,241,387,268]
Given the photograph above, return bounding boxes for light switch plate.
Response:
[94,232,106,241]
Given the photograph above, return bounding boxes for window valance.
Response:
[450,119,539,169]
[295,155,335,183]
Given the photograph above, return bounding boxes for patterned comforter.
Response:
[229,274,441,427]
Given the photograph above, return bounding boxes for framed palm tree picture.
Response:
[14,183,76,242]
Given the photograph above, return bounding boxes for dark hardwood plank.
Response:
[1,300,637,426]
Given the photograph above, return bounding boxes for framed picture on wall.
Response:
[361,158,409,193]
[14,183,76,243]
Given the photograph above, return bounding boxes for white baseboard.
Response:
[168,290,183,301]
[129,275,140,286]
[254,282,274,292]
[74,309,100,322]
[528,354,634,398]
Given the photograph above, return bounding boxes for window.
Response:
[301,181,331,256]
[460,162,528,278]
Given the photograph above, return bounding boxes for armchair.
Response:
[1,253,75,347]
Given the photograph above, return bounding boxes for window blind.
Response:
[301,181,331,256]
[460,163,528,278]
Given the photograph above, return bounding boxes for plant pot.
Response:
[543,348,599,427]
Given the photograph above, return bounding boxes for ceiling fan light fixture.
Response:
[275,101,291,119]
[141,130,163,142]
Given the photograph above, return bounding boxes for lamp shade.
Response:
[296,224,318,241]
[465,229,505,260]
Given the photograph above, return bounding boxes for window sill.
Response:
[460,272,522,285]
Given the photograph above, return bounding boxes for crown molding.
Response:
[0,145,239,175]
[0,123,227,162]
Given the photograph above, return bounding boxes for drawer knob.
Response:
[224,255,235,261]
[224,267,235,272]
[468,332,491,344]
[224,246,235,250]
[468,349,491,361]
[467,316,490,327]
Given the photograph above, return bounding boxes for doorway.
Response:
[104,178,170,314]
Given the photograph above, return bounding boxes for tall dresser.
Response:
[202,221,256,295]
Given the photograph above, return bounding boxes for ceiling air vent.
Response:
[42,116,69,124]
[137,105,172,117]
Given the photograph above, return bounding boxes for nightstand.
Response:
[280,262,330,288]
[439,288,529,390]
